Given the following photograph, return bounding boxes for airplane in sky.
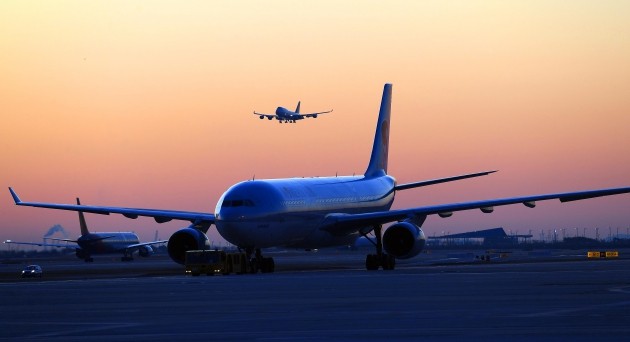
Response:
[254,101,332,123]
[8,83,630,272]
[4,198,167,262]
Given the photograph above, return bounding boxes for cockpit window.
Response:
[222,199,255,208]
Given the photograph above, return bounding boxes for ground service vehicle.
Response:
[184,250,253,276]
[21,264,43,278]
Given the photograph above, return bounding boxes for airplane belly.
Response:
[216,219,318,248]
[288,231,360,249]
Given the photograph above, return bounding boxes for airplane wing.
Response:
[4,240,77,248]
[301,109,333,118]
[8,188,215,228]
[44,237,78,243]
[321,186,630,235]
[253,111,278,120]
[125,240,169,250]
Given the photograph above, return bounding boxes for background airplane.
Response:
[8,84,630,272]
[4,198,167,262]
[254,101,332,123]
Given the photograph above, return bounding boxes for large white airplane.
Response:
[8,84,630,272]
[4,198,167,262]
[254,101,332,123]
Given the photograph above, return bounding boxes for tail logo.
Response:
[379,120,390,171]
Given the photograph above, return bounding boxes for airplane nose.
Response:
[217,208,245,221]
[216,220,244,246]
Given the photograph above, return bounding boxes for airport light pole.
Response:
[596,227,600,241]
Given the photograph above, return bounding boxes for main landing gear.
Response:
[245,248,275,273]
[364,224,395,271]
[121,251,134,262]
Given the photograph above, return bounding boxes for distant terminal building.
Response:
[428,227,533,247]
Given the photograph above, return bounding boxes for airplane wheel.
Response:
[261,257,275,273]
[382,254,395,270]
[237,254,247,274]
[260,258,268,273]
[268,257,275,273]
[249,258,259,274]
[366,254,378,270]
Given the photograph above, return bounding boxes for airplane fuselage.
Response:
[275,107,304,121]
[215,175,396,249]
[77,232,140,254]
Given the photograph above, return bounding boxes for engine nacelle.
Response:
[383,221,426,259]
[167,228,211,264]
[138,245,154,258]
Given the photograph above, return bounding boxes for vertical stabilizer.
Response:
[295,101,301,114]
[364,83,392,177]
[76,198,90,236]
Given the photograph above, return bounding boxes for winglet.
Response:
[8,187,21,204]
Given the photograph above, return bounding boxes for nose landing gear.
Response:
[245,248,275,273]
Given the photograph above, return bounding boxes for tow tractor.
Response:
[184,250,250,276]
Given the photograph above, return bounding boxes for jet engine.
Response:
[167,227,211,264]
[138,245,154,257]
[382,221,426,259]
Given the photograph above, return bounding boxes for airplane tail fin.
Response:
[76,198,90,235]
[364,83,392,177]
[295,101,301,114]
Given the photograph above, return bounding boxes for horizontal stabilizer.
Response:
[395,170,497,191]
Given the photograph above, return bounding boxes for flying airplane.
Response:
[254,101,332,123]
[8,83,630,272]
[4,198,167,262]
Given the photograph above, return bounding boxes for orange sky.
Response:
[2,1,630,246]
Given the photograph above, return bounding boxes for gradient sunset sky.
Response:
[2,1,630,246]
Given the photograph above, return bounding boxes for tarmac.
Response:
[2,248,630,341]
